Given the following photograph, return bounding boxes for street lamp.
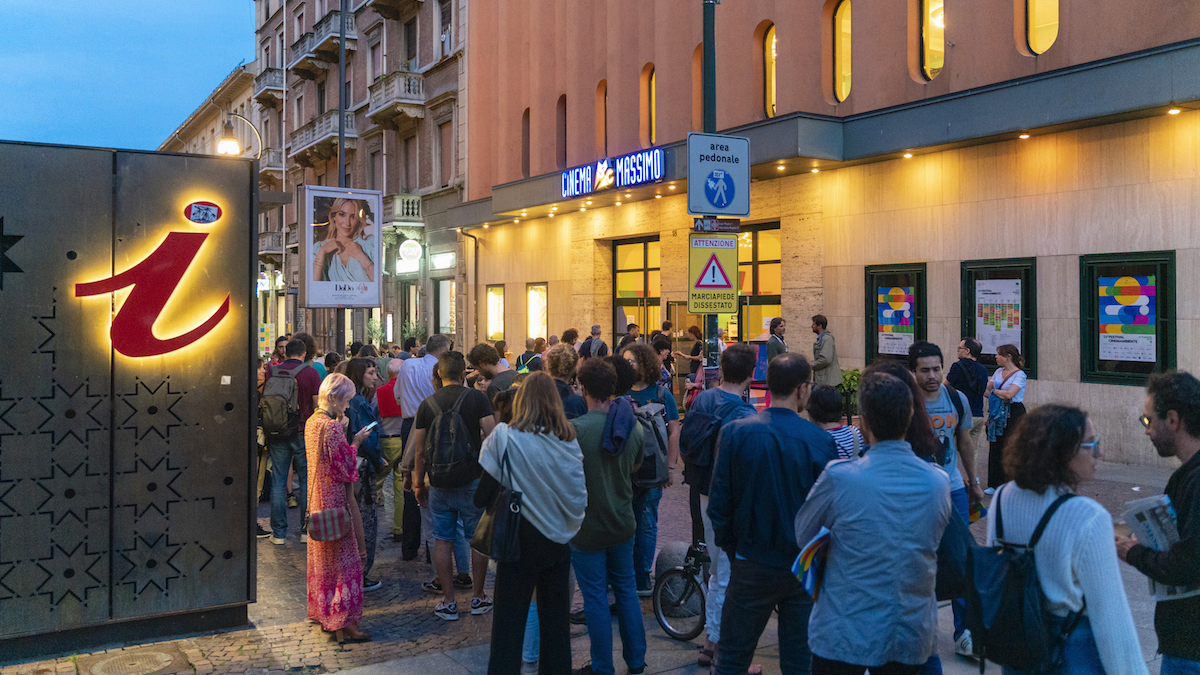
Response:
[217,113,262,158]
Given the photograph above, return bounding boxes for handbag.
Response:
[470,430,523,562]
[306,417,353,542]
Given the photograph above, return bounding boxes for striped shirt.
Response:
[825,424,868,459]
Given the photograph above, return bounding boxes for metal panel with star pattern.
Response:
[0,141,255,642]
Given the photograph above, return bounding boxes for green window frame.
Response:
[1079,251,1176,386]
[486,284,505,341]
[865,263,927,364]
[960,258,1038,379]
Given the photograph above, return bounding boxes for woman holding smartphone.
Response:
[345,358,387,592]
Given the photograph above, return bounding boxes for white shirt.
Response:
[396,353,438,419]
[991,368,1027,403]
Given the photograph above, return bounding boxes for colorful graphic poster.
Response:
[877,286,915,355]
[975,279,1022,355]
[1099,276,1157,362]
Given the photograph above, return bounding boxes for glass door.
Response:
[614,237,660,346]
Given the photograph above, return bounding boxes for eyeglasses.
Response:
[1139,414,1153,429]
[1079,435,1102,458]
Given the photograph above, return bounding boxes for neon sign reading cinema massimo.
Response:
[561,148,663,199]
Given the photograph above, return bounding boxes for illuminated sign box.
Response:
[561,147,664,199]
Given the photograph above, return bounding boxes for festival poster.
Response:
[300,185,384,308]
[877,286,915,355]
[1099,276,1157,362]
[975,279,1022,355]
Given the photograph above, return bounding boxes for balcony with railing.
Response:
[259,148,284,177]
[356,0,416,20]
[289,109,357,163]
[383,193,422,224]
[254,68,284,106]
[259,231,284,259]
[367,70,425,128]
[313,10,357,54]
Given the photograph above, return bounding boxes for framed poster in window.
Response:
[1080,251,1175,385]
[486,285,505,341]
[960,258,1037,379]
[865,263,927,363]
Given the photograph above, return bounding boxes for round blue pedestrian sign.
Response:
[704,170,734,209]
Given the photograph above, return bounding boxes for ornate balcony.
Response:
[288,109,357,165]
[367,71,425,129]
[357,0,416,20]
[254,68,284,107]
[287,32,325,79]
[383,193,422,224]
[258,231,284,260]
[259,148,284,181]
[288,11,357,79]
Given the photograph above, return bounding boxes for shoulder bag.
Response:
[306,416,353,542]
[471,428,524,562]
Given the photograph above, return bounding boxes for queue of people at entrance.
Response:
[256,321,1199,675]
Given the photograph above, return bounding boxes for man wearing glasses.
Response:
[1117,371,1200,675]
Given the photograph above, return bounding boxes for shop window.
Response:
[486,285,505,341]
[865,263,927,364]
[921,0,945,80]
[764,24,777,118]
[1080,251,1175,386]
[728,225,782,343]
[614,238,661,346]
[834,0,852,102]
[436,278,457,336]
[1025,0,1058,55]
[527,283,548,340]
[556,94,567,170]
[961,258,1038,379]
[640,64,657,148]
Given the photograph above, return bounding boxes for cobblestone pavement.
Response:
[1,454,1173,675]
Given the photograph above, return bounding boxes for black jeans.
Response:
[487,519,573,675]
[400,417,423,557]
[812,655,921,675]
[716,558,813,675]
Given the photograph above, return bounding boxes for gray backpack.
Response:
[632,386,670,488]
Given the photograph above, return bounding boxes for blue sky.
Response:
[0,1,255,151]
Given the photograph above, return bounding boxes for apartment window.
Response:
[345,68,352,106]
[404,135,417,191]
[277,35,284,68]
[439,121,453,187]
[521,108,531,178]
[834,0,852,102]
[486,285,505,341]
[595,81,608,156]
[370,42,382,81]
[264,45,271,70]
[866,263,927,364]
[439,0,453,58]
[527,283,548,341]
[921,0,945,80]
[1080,251,1175,385]
[295,95,304,123]
[556,94,567,170]
[295,11,305,37]
[640,64,656,148]
[1026,0,1059,54]
[405,18,418,68]
[263,119,271,150]
[317,81,326,114]
[961,258,1038,379]
[368,151,381,190]
[764,25,777,118]
[614,238,661,346]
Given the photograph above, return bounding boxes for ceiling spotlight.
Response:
[1019,133,1030,139]
[513,219,519,223]
[551,206,558,211]
[655,195,662,199]
[777,165,786,171]
[521,212,527,216]
[455,227,462,233]
[616,201,622,206]
[586,200,592,205]
[669,185,676,190]
[549,213,555,217]
[903,153,913,159]
[1168,104,1182,115]
[811,168,820,173]
[625,193,632,198]
[580,207,586,211]
[483,223,490,229]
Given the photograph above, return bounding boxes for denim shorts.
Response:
[429,478,483,542]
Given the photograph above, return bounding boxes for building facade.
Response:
[440,0,1200,467]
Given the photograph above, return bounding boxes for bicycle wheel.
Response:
[652,567,706,641]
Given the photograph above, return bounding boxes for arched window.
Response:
[1026,0,1058,54]
[521,108,530,178]
[556,94,567,170]
[595,81,608,156]
[764,25,777,118]
[640,64,657,148]
[921,0,944,80]
[833,1,852,102]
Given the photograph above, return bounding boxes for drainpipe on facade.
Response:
[460,230,479,346]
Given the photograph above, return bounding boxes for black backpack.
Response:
[260,364,301,442]
[965,486,1083,674]
[424,389,478,488]
[680,396,748,469]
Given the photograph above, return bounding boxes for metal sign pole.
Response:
[702,0,720,376]
[336,0,348,352]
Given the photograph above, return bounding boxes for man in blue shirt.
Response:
[708,353,839,675]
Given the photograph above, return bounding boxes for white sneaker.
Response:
[955,630,975,658]
[984,487,996,495]
[269,536,286,545]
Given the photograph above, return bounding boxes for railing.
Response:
[286,228,298,247]
[259,231,284,254]
[383,193,422,222]
[260,148,284,172]
[255,68,283,93]
[314,10,357,47]
[289,109,357,153]
[368,70,424,115]
[288,32,315,65]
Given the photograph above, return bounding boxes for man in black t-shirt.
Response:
[469,343,519,404]
[413,351,496,621]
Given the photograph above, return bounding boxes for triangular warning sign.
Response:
[694,253,732,289]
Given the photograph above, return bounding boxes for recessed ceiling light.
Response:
[625,193,632,198]
[1168,106,1182,115]
[655,195,662,199]
[811,168,820,173]
[455,227,462,232]
[513,219,519,223]
[580,207,586,211]
[521,212,527,216]
[903,153,913,159]
[586,200,592,205]
[669,185,676,190]
[483,223,490,228]
[616,201,622,206]
[1019,133,1030,139]
[551,206,558,211]
[777,165,786,171]
[549,213,554,217]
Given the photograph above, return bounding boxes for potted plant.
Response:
[836,367,861,428]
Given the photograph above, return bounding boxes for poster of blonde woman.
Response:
[300,186,383,308]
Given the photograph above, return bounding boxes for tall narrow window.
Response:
[521,108,531,178]
[834,1,852,102]
[595,81,608,157]
[556,94,567,170]
[527,284,548,341]
[640,64,656,148]
[1026,0,1058,54]
[692,44,703,132]
[921,0,944,80]
[764,25,777,118]
[439,121,453,187]
[649,69,657,145]
[405,18,418,68]
[317,81,326,114]
[404,135,418,191]
[369,42,382,80]
[486,286,505,341]
[295,95,304,123]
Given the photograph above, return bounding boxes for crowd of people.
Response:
[253,318,1199,675]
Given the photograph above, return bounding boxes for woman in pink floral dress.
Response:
[306,373,374,643]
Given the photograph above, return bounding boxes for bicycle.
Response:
[652,542,710,641]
